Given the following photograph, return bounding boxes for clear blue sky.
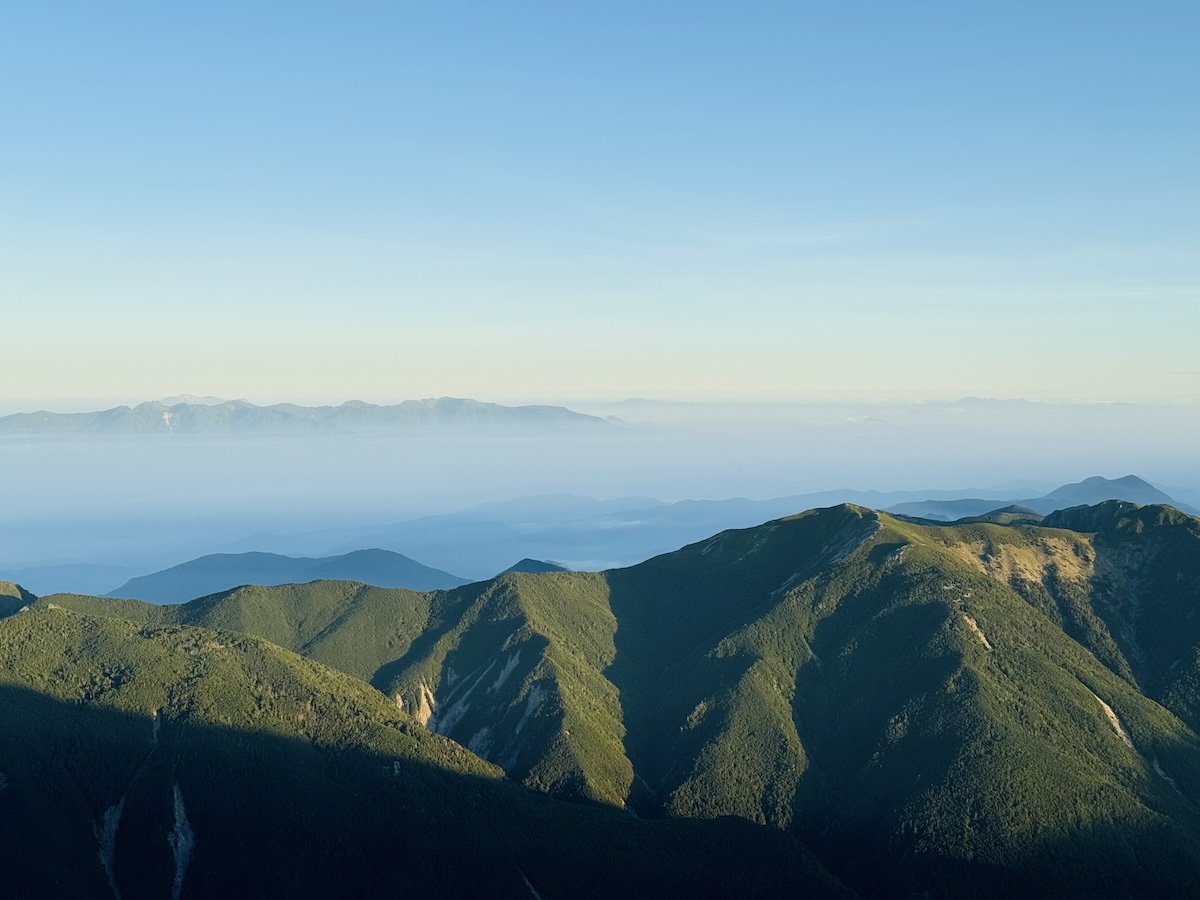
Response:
[3,2,1198,406]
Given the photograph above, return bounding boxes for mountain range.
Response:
[7,498,1200,895]
[5,475,1189,597]
[218,474,1197,579]
[0,396,617,434]
[889,474,1198,520]
[105,549,470,603]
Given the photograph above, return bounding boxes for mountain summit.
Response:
[1039,473,1177,509]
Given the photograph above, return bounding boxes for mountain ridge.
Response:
[0,603,843,897]
[0,396,618,435]
[887,474,1199,520]
[258,476,1195,578]
[15,475,1183,593]
[107,549,469,603]
[31,499,1200,895]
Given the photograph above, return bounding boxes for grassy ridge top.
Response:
[0,604,493,774]
[36,581,437,683]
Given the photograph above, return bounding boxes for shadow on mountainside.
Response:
[600,518,1200,900]
[0,683,848,900]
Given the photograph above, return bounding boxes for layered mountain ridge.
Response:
[106,548,469,603]
[8,499,1200,896]
[889,473,1199,519]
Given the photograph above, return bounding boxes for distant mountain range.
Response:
[218,490,1029,579]
[107,549,469,603]
[0,396,617,434]
[887,474,1199,520]
[10,498,1200,895]
[7,475,1189,596]
[219,475,1197,580]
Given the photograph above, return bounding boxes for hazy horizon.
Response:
[3,391,1198,581]
[4,5,1197,580]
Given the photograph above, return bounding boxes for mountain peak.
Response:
[501,558,569,575]
[1041,474,1170,503]
[1041,499,1143,532]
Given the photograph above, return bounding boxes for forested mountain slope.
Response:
[0,604,843,898]
[30,501,1200,897]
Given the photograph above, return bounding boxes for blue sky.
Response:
[3,2,1198,406]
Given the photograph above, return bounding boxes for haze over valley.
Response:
[4,395,1198,593]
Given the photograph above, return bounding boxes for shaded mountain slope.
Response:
[0,581,34,618]
[48,575,635,808]
[893,501,1200,730]
[40,503,1200,896]
[1037,501,1200,729]
[599,504,1200,896]
[108,549,468,603]
[0,605,846,899]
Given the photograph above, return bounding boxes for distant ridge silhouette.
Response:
[108,549,468,603]
[0,397,617,434]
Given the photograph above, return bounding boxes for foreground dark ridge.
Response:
[0,608,844,898]
[14,499,1200,897]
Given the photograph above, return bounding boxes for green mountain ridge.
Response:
[0,604,844,898]
[15,499,1200,896]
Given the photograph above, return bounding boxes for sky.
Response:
[2,2,1199,407]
